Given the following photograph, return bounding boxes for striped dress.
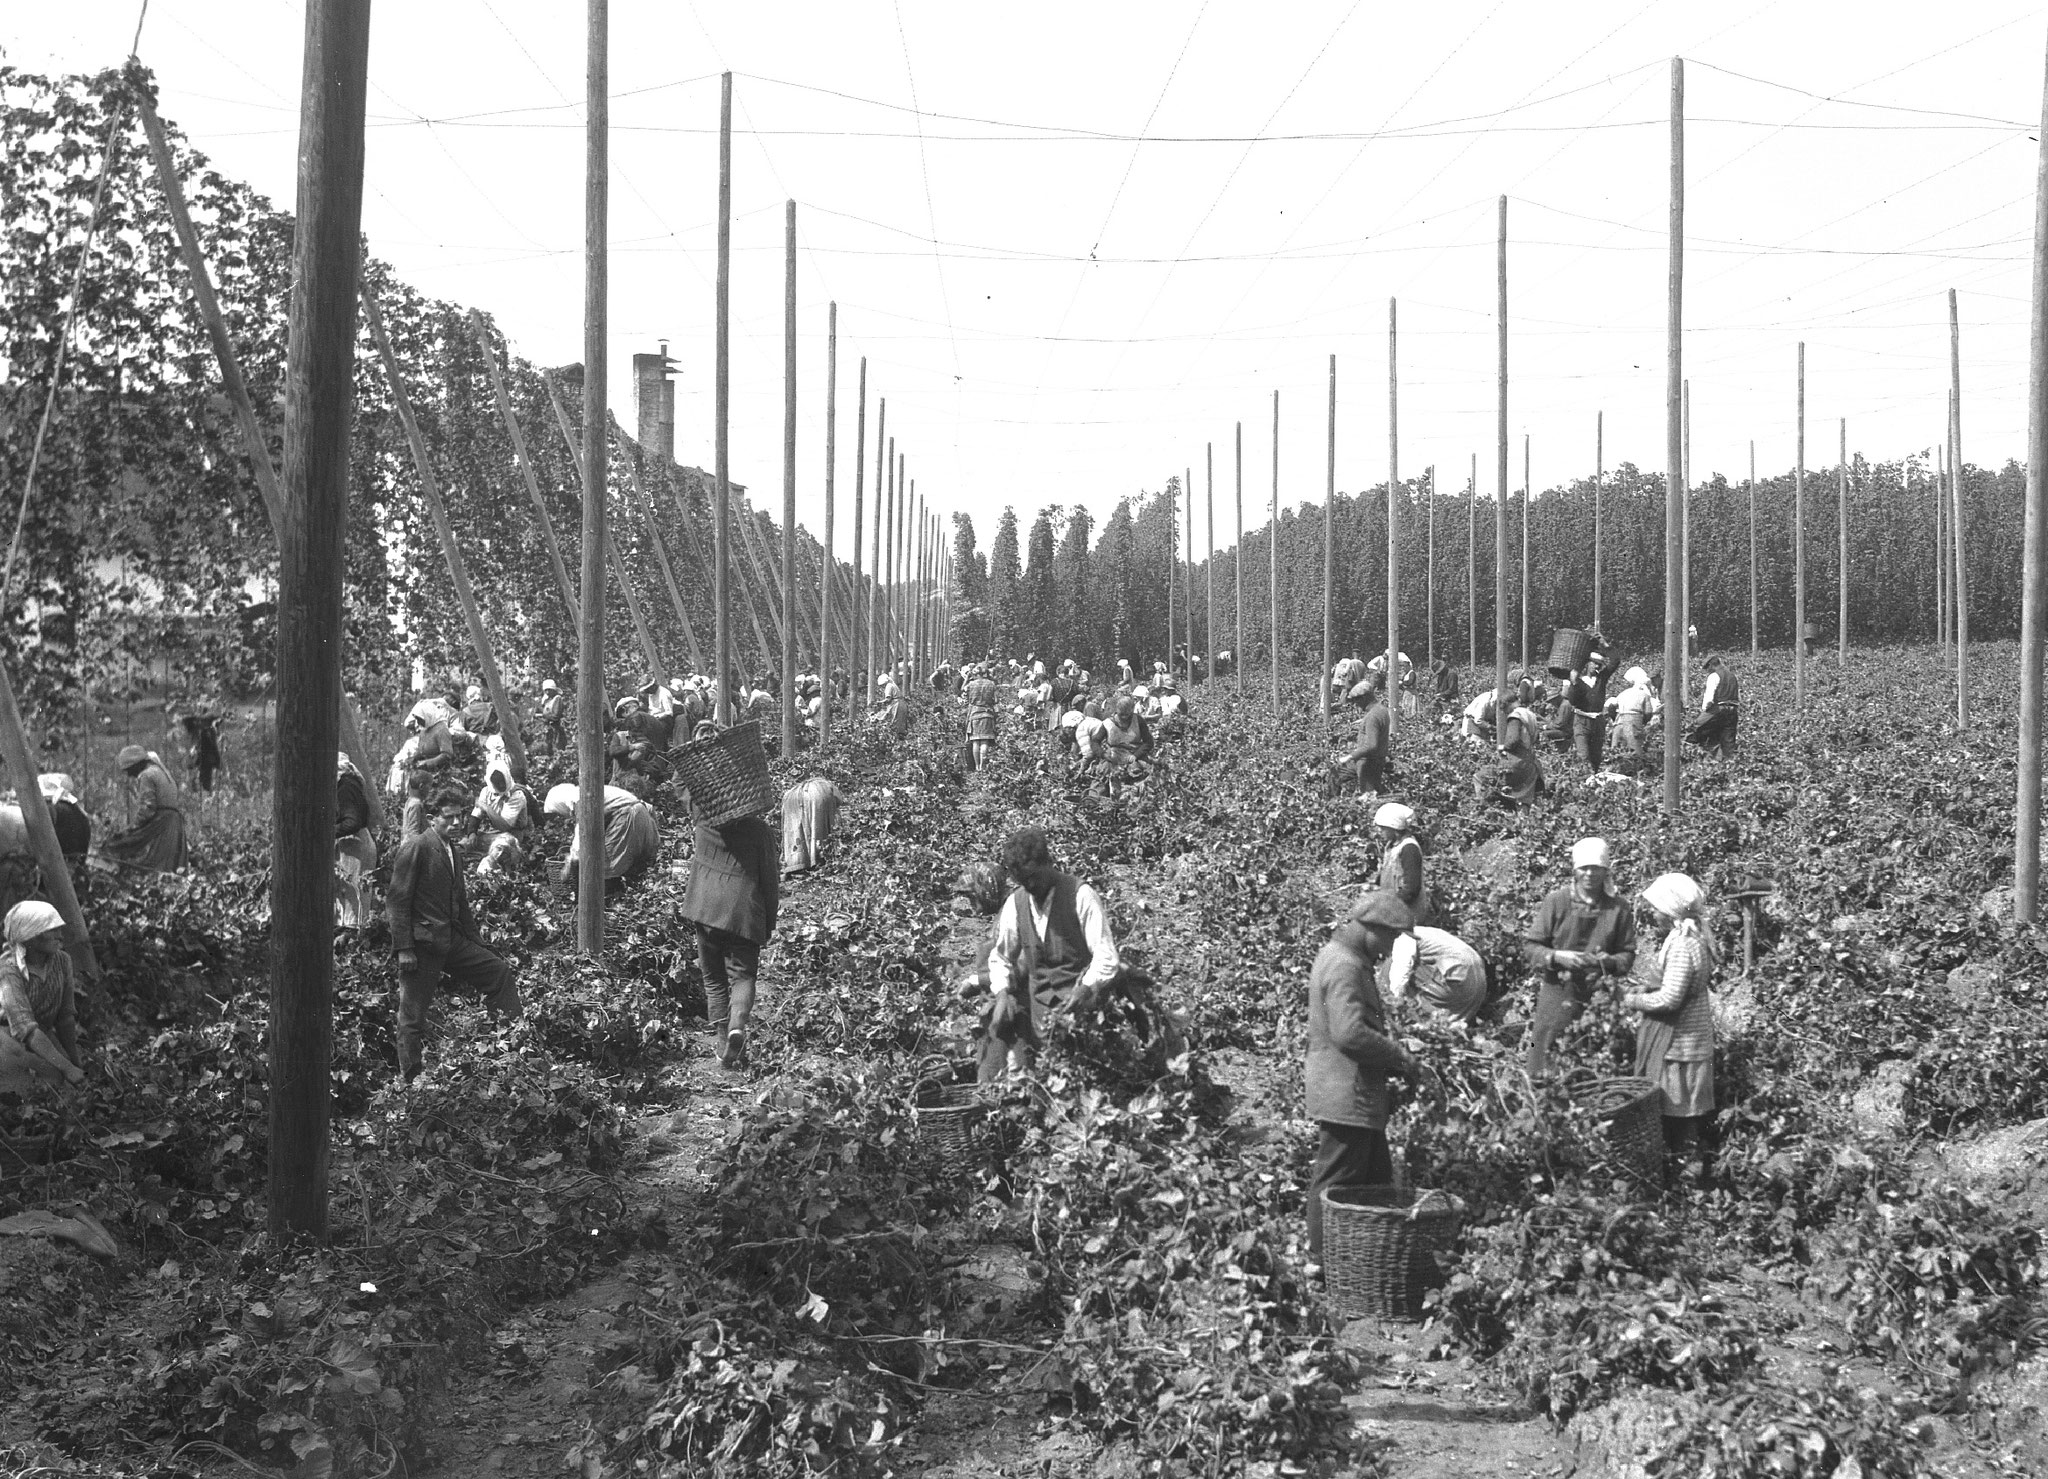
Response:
[1627,928,1716,1117]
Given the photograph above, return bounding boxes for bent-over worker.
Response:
[101,746,188,872]
[979,827,1121,1082]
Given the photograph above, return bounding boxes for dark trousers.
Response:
[1524,976,1591,1079]
[1572,712,1606,769]
[1307,1122,1393,1258]
[1691,708,1738,757]
[396,935,519,1078]
[697,925,761,1036]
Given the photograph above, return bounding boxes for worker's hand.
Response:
[63,1065,84,1086]
[1396,1049,1424,1088]
[1551,949,1589,973]
[396,949,418,971]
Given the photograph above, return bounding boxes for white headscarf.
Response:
[1642,871,1719,968]
[6,900,64,973]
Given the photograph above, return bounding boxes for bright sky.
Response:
[9,2,2047,555]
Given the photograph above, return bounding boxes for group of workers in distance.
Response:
[1327,635,1741,806]
[954,655,1195,795]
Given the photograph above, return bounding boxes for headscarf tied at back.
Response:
[5,900,65,971]
[115,744,149,771]
[1641,871,1719,969]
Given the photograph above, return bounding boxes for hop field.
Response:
[5,644,2048,1479]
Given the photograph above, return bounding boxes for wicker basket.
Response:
[1546,626,1605,676]
[1571,1074,1665,1192]
[912,1071,990,1173]
[1321,1185,1463,1321]
[672,721,775,826]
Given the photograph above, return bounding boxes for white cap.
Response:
[1570,837,1611,870]
[1372,801,1416,831]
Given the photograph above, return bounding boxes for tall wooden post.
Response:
[577,0,609,954]
[884,439,897,672]
[2016,37,2048,922]
[1386,302,1400,749]
[714,71,733,723]
[1271,390,1281,721]
[1663,56,1685,813]
[1838,417,1849,665]
[820,303,837,740]
[1173,467,1183,677]
[1681,379,1691,700]
[1322,363,1335,729]
[1749,440,1759,657]
[852,361,867,691]
[1795,344,1807,712]
[780,200,797,757]
[1426,465,1435,673]
[1937,445,1949,654]
[1593,411,1603,632]
[1952,291,1970,723]
[362,286,528,781]
[898,458,910,664]
[1184,468,1195,681]
[1495,196,1509,722]
[1235,421,1244,688]
[469,310,579,628]
[271,0,370,1242]
[870,404,884,699]
[1206,441,1216,690]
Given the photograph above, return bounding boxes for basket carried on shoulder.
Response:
[1569,1074,1665,1192]
[911,1058,990,1172]
[671,720,775,826]
[1546,626,1605,676]
[1321,1185,1464,1321]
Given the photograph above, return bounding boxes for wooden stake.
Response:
[1468,452,1477,672]
[1936,444,1948,653]
[577,0,609,955]
[1387,301,1400,753]
[1682,379,1691,700]
[2016,34,2048,922]
[469,310,580,629]
[1839,417,1849,664]
[1749,441,1759,657]
[1664,57,1685,813]
[1952,290,1970,723]
[138,93,284,532]
[1174,467,1183,679]
[1235,422,1244,689]
[1271,390,1281,720]
[852,361,867,691]
[1322,362,1335,730]
[820,304,837,741]
[1496,196,1509,724]
[1206,441,1216,690]
[1795,343,1807,712]
[1426,464,1435,674]
[781,200,798,757]
[714,70,733,723]
[1521,433,1530,672]
[362,284,528,781]
[884,440,897,671]
[870,403,884,700]
[271,0,370,1242]
[1593,411,1603,632]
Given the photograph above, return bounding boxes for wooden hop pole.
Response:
[1322,364,1334,730]
[1387,302,1400,751]
[1663,56,1684,814]
[1749,441,1759,657]
[1206,442,1216,689]
[1593,412,1603,632]
[1184,468,1195,682]
[1427,466,1436,674]
[270,0,370,1242]
[714,71,733,723]
[1468,452,1477,672]
[1795,344,1807,712]
[1495,197,1509,724]
[1235,422,1245,689]
[870,405,883,700]
[1521,434,1530,672]
[820,303,837,741]
[852,362,867,691]
[781,200,797,758]
[1271,390,1281,720]
[577,0,609,954]
[1174,467,1184,679]
[1839,417,1849,665]
[2016,32,2048,923]
[1952,291,1970,724]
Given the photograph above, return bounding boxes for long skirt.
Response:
[780,779,841,874]
[102,809,187,872]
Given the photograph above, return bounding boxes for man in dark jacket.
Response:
[388,786,520,1080]
[979,828,1121,1081]
[1564,652,1612,770]
[1688,656,1740,758]
[1305,891,1421,1260]
[1522,835,1638,1078]
[682,806,779,1069]
[1339,681,1392,796]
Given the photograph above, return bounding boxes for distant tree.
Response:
[949,512,988,659]
[1022,509,1060,661]
[1052,504,1093,664]
[987,508,1021,657]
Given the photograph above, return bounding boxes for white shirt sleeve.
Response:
[1699,671,1720,715]
[986,894,1021,997]
[1073,884,1122,987]
[1383,931,1418,1005]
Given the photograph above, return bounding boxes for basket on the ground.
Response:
[672,720,775,825]
[1570,1074,1664,1191]
[912,1076,990,1172]
[1321,1185,1464,1320]
[1546,626,1605,676]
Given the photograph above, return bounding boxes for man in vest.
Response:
[978,827,1121,1082]
[1688,656,1739,758]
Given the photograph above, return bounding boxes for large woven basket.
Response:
[1321,1185,1463,1321]
[912,1077,990,1173]
[1546,626,1605,676]
[1571,1074,1665,1192]
[672,721,775,826]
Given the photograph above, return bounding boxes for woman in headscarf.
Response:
[100,746,188,871]
[545,782,660,891]
[0,902,81,1085]
[335,753,379,928]
[1371,802,1433,927]
[1608,666,1661,760]
[459,683,496,734]
[472,759,535,875]
[1623,873,1718,1179]
[780,775,845,875]
[1483,701,1546,807]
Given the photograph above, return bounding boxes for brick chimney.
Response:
[632,341,676,462]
